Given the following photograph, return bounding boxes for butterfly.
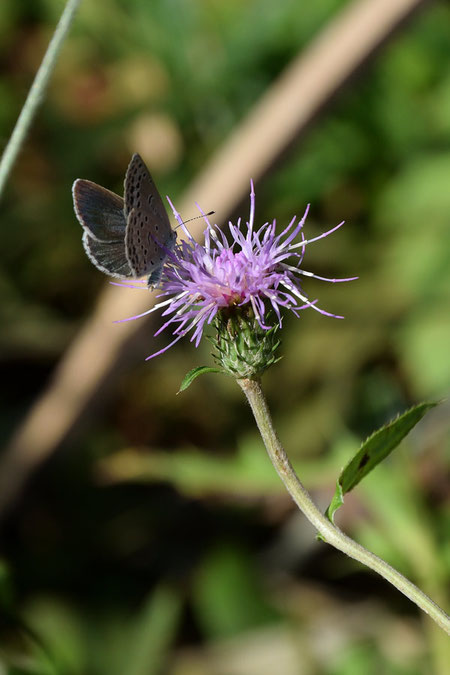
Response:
[72,153,176,288]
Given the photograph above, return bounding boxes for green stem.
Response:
[237,377,450,635]
[0,0,82,200]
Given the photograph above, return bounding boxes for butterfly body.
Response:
[73,154,176,287]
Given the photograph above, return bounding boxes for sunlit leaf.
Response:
[123,585,182,675]
[192,546,279,639]
[178,366,223,392]
[97,435,350,499]
[326,401,439,523]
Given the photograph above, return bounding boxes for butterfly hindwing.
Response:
[82,231,132,278]
[73,179,126,241]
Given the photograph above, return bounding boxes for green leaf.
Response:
[193,546,279,639]
[326,401,439,524]
[122,585,182,675]
[97,434,349,499]
[324,481,344,528]
[178,366,223,393]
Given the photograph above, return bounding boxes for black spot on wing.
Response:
[125,208,157,277]
[123,154,172,234]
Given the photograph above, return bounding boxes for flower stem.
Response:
[0,0,82,200]
[237,377,450,635]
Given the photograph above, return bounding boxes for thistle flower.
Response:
[116,182,357,375]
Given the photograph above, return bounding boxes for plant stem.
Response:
[0,0,82,200]
[237,377,450,635]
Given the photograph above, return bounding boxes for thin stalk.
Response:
[0,0,82,200]
[237,377,450,635]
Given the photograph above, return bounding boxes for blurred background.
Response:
[0,0,449,673]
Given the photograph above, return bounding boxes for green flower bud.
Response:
[212,306,281,379]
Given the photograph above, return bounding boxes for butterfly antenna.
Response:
[174,210,215,230]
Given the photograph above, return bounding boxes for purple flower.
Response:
[116,182,357,360]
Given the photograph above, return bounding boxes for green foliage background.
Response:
[0,0,449,673]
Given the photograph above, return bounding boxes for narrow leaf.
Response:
[178,366,222,393]
[124,585,182,675]
[325,481,344,525]
[326,401,439,523]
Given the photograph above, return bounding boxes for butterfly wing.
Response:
[72,179,126,241]
[73,179,132,278]
[82,231,133,278]
[124,154,172,231]
[124,154,176,285]
[125,207,176,279]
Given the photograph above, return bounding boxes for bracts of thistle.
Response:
[116,181,357,375]
[212,306,281,379]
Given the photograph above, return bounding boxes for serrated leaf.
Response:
[326,401,439,523]
[178,366,223,393]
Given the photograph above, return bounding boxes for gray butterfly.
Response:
[72,153,176,287]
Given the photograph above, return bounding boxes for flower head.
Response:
[116,182,357,370]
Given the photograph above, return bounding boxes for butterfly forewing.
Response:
[73,179,126,241]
